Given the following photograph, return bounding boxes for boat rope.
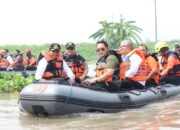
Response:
[147,87,159,94]
[65,82,73,103]
[127,89,141,96]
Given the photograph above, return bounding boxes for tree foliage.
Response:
[89,16,143,48]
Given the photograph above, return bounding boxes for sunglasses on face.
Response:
[96,48,105,52]
[67,47,74,50]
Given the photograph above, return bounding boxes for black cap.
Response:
[49,43,61,51]
[65,42,75,49]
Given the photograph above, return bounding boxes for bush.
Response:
[0,72,34,93]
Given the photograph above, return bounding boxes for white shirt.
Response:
[35,57,75,80]
[6,55,13,64]
[123,51,145,86]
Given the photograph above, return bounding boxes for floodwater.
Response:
[0,94,180,130]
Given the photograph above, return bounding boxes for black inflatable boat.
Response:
[18,79,180,116]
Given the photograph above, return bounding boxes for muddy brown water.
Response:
[0,93,180,130]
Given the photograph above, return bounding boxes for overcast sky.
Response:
[0,0,179,45]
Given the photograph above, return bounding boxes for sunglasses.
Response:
[67,47,74,50]
[96,48,105,52]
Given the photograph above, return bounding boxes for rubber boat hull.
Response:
[18,81,180,116]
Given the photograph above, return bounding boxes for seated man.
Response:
[0,50,9,70]
[118,40,146,89]
[155,42,180,85]
[24,49,37,70]
[83,40,120,91]
[35,43,75,83]
[174,43,180,55]
[2,49,13,68]
[63,42,88,81]
[7,49,24,71]
[138,44,160,87]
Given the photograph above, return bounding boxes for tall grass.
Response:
[0,41,178,62]
[0,43,98,63]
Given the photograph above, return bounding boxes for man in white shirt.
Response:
[118,40,146,89]
[35,43,75,83]
[2,49,13,67]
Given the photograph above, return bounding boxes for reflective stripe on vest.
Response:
[96,56,113,82]
[119,49,147,81]
[43,53,63,79]
[66,62,85,78]
[62,53,85,78]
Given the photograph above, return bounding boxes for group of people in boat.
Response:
[34,40,180,91]
[0,49,37,71]
[0,40,179,91]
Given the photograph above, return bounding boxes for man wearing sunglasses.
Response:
[35,43,75,83]
[62,42,88,81]
[83,40,120,90]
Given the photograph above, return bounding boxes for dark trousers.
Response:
[120,79,145,90]
[95,79,145,91]
[26,66,36,70]
[145,78,158,87]
[0,68,6,71]
[13,65,24,71]
[160,75,180,85]
[93,80,122,91]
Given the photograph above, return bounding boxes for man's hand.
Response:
[68,77,75,84]
[82,78,97,85]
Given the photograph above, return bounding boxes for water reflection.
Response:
[0,94,180,130]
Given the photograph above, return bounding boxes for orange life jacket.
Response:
[0,58,9,68]
[119,49,147,81]
[42,52,63,79]
[13,54,24,67]
[66,62,85,78]
[162,52,180,76]
[24,55,37,68]
[62,53,85,78]
[145,55,160,84]
[96,54,119,82]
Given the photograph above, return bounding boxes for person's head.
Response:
[65,42,76,56]
[49,43,61,59]
[14,49,20,56]
[155,41,169,56]
[175,43,180,48]
[0,50,5,59]
[96,40,110,58]
[174,43,180,54]
[119,40,133,55]
[25,49,32,57]
[138,44,148,56]
[2,49,8,55]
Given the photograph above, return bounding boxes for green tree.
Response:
[89,20,113,45]
[89,16,143,48]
